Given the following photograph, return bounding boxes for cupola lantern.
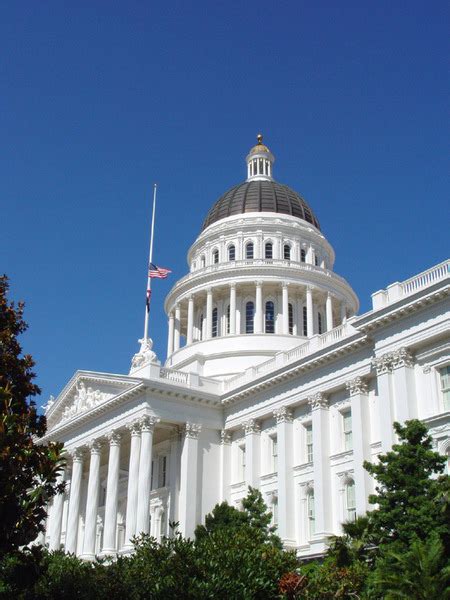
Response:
[246,133,275,181]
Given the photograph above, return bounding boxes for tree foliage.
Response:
[0,275,64,556]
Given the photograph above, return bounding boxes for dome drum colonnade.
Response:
[164,136,358,376]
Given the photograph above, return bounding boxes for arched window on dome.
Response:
[288,303,294,335]
[314,254,319,267]
[283,244,291,260]
[300,248,306,263]
[246,301,255,334]
[226,304,230,334]
[303,306,308,336]
[265,301,275,333]
[246,242,254,260]
[212,308,218,337]
[212,249,219,264]
[265,242,273,259]
[307,490,315,538]
[228,244,235,261]
[345,481,356,521]
[200,255,206,268]
[318,312,323,335]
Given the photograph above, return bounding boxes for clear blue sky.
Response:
[1,1,448,408]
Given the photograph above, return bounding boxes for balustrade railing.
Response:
[401,260,449,296]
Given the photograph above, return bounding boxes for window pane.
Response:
[212,308,218,337]
[306,424,313,462]
[226,304,230,334]
[246,242,254,259]
[318,313,323,334]
[284,244,291,260]
[303,306,308,336]
[265,242,273,259]
[213,250,219,264]
[246,301,255,334]
[301,249,306,262]
[288,303,294,335]
[228,245,235,261]
[265,301,274,333]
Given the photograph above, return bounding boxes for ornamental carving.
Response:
[69,447,84,462]
[88,439,102,454]
[391,347,414,369]
[184,422,202,439]
[308,392,328,410]
[61,381,109,422]
[273,406,293,424]
[140,415,159,432]
[372,353,394,375]
[220,429,232,445]
[243,419,261,435]
[107,431,122,446]
[345,377,369,396]
[130,337,159,372]
[127,420,141,436]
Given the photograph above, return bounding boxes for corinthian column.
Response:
[229,283,236,335]
[179,423,202,538]
[174,304,181,351]
[326,293,333,331]
[255,281,263,334]
[48,467,66,551]
[186,296,194,344]
[136,416,158,535]
[282,282,289,334]
[167,312,174,356]
[102,431,122,555]
[274,407,294,544]
[206,288,213,339]
[306,286,314,337]
[65,448,84,554]
[82,440,102,559]
[124,421,141,549]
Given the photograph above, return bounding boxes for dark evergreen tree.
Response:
[0,275,64,555]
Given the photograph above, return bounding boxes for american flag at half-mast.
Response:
[148,262,172,279]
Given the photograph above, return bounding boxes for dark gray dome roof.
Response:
[201,180,320,232]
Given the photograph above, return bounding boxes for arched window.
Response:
[288,303,294,335]
[199,313,204,341]
[246,301,255,334]
[346,481,356,521]
[283,244,291,260]
[213,249,219,264]
[307,491,315,537]
[212,308,218,337]
[314,255,319,267]
[303,306,308,336]
[300,248,306,262]
[265,242,273,259]
[246,242,254,259]
[226,304,230,334]
[228,245,235,261]
[265,301,275,333]
[318,312,323,335]
[200,255,205,268]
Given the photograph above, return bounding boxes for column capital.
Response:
[308,392,328,410]
[306,285,314,293]
[88,439,103,454]
[345,376,369,396]
[107,430,122,446]
[229,282,236,289]
[220,429,232,445]
[69,447,84,462]
[127,420,141,436]
[372,352,394,375]
[392,347,414,369]
[243,419,261,435]
[140,415,159,432]
[255,280,263,287]
[188,293,194,301]
[183,422,202,439]
[169,311,174,319]
[273,406,293,424]
[282,281,289,288]
[206,287,212,294]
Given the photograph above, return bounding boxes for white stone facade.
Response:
[41,138,450,559]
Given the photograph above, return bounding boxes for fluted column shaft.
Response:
[186,296,194,344]
[205,288,213,338]
[255,282,263,334]
[49,468,66,551]
[306,287,314,337]
[82,441,102,558]
[174,304,181,351]
[326,294,333,331]
[274,408,294,543]
[244,420,261,487]
[136,417,157,534]
[102,432,121,554]
[282,283,289,334]
[65,449,83,554]
[167,312,174,355]
[179,423,202,538]
[124,423,142,548]
[229,284,236,335]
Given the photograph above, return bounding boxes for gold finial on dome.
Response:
[257,133,263,144]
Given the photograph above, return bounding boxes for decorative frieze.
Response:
[183,422,202,439]
[61,381,110,422]
[243,419,261,435]
[345,376,369,396]
[307,392,328,410]
[273,406,293,424]
[220,429,232,445]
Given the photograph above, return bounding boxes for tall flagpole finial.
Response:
[257,133,263,144]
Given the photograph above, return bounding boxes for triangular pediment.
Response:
[45,371,142,431]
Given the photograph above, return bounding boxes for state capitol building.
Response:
[41,136,450,559]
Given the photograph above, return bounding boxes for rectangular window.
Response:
[271,436,278,472]
[307,493,315,537]
[305,424,313,462]
[303,306,308,336]
[343,411,353,451]
[440,366,450,411]
[238,445,246,482]
[158,455,167,488]
[272,499,278,526]
[300,248,306,262]
[346,483,356,521]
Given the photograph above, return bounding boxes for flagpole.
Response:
[143,183,157,341]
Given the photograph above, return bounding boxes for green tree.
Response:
[363,419,449,550]
[194,500,246,541]
[0,275,64,556]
